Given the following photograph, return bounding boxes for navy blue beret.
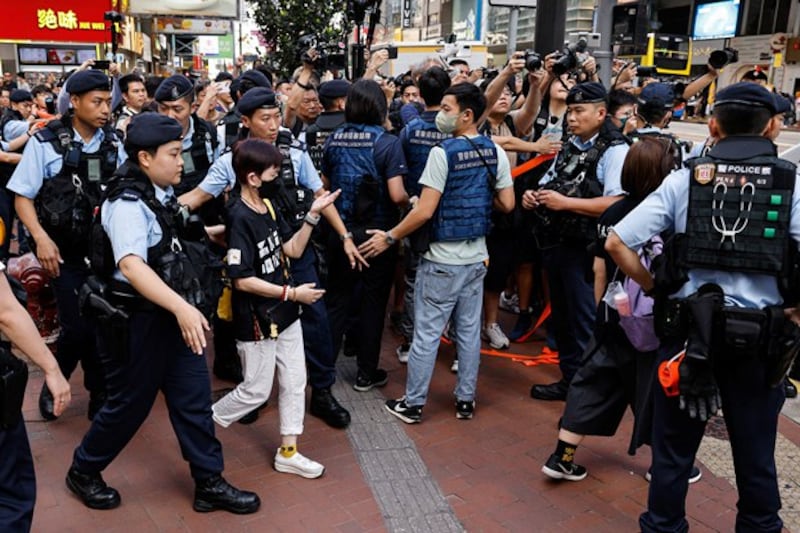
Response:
[773,94,792,115]
[125,114,183,150]
[239,69,271,89]
[67,70,112,95]
[567,82,607,105]
[715,82,777,114]
[638,83,676,109]
[318,79,350,99]
[236,87,279,115]
[154,75,194,102]
[9,89,32,103]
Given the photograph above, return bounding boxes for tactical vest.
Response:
[217,110,241,150]
[629,129,685,170]
[326,123,392,228]
[93,162,223,319]
[176,114,218,197]
[34,116,118,263]
[403,113,450,197]
[684,151,796,287]
[0,109,24,186]
[306,112,345,172]
[270,131,315,232]
[431,135,497,243]
[535,118,628,246]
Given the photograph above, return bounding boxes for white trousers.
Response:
[212,319,306,436]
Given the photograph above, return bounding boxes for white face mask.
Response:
[435,110,461,134]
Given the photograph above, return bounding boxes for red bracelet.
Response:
[281,285,288,301]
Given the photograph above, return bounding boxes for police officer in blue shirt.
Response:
[180,87,360,428]
[0,90,35,258]
[523,82,629,401]
[66,113,260,514]
[607,82,799,533]
[628,83,694,165]
[305,79,350,172]
[7,70,119,421]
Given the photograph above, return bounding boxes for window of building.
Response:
[744,0,791,35]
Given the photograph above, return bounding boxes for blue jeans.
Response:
[405,259,487,407]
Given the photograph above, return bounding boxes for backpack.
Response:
[618,235,663,352]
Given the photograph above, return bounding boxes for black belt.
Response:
[108,280,156,312]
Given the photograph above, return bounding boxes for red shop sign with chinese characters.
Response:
[2,1,112,43]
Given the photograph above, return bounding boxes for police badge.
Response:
[694,163,715,185]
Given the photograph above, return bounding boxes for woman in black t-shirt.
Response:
[542,136,684,482]
[212,139,339,479]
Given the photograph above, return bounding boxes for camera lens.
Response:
[708,50,732,69]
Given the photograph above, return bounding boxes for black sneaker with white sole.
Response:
[542,453,588,481]
[645,465,702,484]
[455,399,474,419]
[353,369,388,392]
[385,398,422,424]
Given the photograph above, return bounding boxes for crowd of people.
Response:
[0,43,798,533]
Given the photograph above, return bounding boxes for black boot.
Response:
[87,391,107,421]
[310,388,351,429]
[786,378,798,399]
[39,384,57,421]
[66,467,121,510]
[193,474,260,514]
[530,379,568,401]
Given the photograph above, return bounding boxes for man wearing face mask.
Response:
[180,88,362,429]
[359,83,515,423]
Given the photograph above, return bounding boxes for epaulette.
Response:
[290,137,306,152]
[33,127,57,143]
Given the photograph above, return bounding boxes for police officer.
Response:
[0,259,70,531]
[523,82,629,401]
[606,82,796,532]
[180,88,360,428]
[7,70,118,421]
[305,79,350,173]
[216,69,271,151]
[66,113,260,514]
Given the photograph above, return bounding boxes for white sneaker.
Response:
[274,450,325,479]
[396,344,410,364]
[499,291,520,314]
[483,323,510,349]
[450,358,459,373]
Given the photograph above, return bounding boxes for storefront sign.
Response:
[3,2,111,43]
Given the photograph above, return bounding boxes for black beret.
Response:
[214,71,234,83]
[125,114,183,150]
[154,75,194,102]
[236,87,279,115]
[239,69,271,89]
[67,70,112,95]
[567,82,607,105]
[773,94,792,115]
[638,83,676,109]
[318,79,350,99]
[9,89,32,103]
[715,82,777,114]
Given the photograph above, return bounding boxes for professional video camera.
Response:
[636,65,658,78]
[708,47,739,69]
[296,34,347,72]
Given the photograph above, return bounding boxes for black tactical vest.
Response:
[34,116,118,263]
[534,117,628,246]
[94,162,223,318]
[176,114,218,197]
[306,111,345,172]
[685,148,796,286]
[271,131,315,232]
[218,110,241,150]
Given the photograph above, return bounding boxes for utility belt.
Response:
[656,293,800,387]
[78,276,135,363]
[0,344,28,430]
[106,279,157,313]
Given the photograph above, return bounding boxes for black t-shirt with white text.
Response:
[225,197,295,341]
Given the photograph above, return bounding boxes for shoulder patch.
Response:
[694,163,715,185]
[227,248,242,266]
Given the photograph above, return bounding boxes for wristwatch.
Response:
[385,232,397,246]
[340,231,353,241]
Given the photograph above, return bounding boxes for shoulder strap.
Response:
[262,198,277,221]
[460,135,498,188]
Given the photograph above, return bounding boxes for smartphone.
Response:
[91,60,111,70]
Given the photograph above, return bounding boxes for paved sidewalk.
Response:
[23,313,800,531]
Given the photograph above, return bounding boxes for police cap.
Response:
[236,87,279,116]
[67,70,112,95]
[715,82,777,114]
[566,82,607,105]
[154,75,194,102]
[638,82,676,109]
[125,114,183,150]
[318,79,350,99]
[773,94,792,116]
[239,69,271,89]
[9,89,32,103]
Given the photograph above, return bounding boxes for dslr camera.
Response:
[552,37,589,75]
[636,65,657,78]
[708,47,739,69]
[297,34,329,71]
[524,50,542,71]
